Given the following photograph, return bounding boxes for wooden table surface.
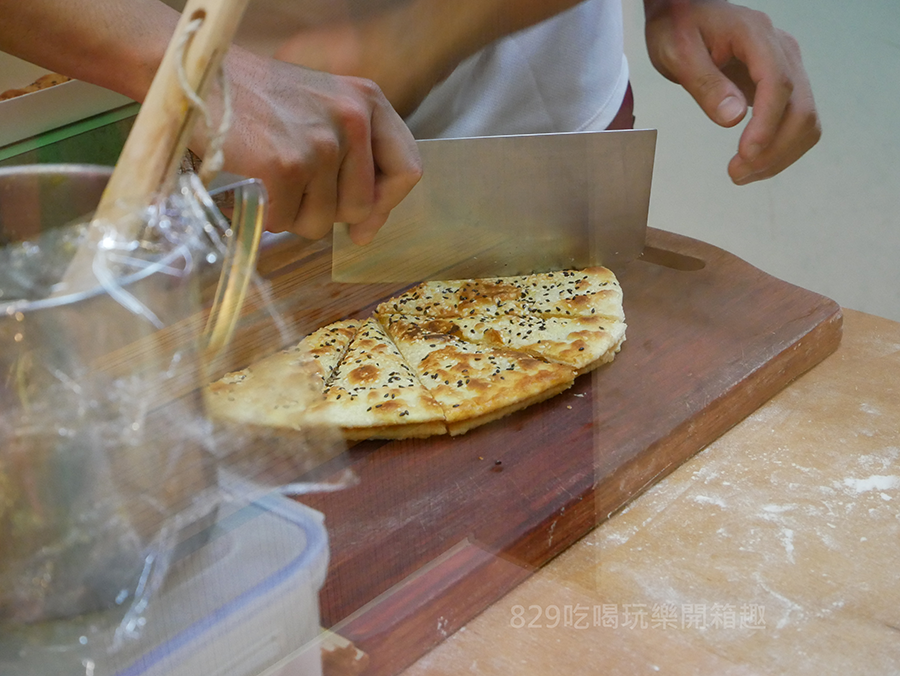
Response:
[399,308,900,675]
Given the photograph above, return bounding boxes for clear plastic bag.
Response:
[0,165,347,654]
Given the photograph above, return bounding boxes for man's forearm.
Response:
[412,0,588,76]
[0,0,177,102]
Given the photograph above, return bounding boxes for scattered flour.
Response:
[842,475,900,494]
[762,504,796,514]
[779,528,796,563]
[859,402,881,416]
[692,494,728,508]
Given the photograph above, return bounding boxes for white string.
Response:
[173,16,232,184]
[92,18,233,324]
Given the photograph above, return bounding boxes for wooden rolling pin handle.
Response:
[56,0,250,297]
[95,0,250,225]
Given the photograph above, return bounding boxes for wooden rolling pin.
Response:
[56,0,250,297]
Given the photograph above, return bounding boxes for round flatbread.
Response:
[207,266,626,439]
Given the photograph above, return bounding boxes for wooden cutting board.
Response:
[251,228,842,676]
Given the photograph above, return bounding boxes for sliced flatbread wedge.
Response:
[380,315,576,436]
[374,277,531,318]
[436,313,627,375]
[304,318,447,440]
[205,319,360,428]
[516,267,624,321]
[375,279,475,318]
[375,267,623,321]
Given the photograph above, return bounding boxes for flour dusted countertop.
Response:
[402,309,900,675]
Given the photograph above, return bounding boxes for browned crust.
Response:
[210,416,447,442]
[377,315,577,415]
[573,333,626,376]
[431,354,576,424]
[489,325,626,374]
[446,378,575,436]
[341,420,448,440]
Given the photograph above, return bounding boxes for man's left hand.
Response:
[645,0,821,184]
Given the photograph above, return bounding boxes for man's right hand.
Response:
[207,49,422,243]
[0,0,422,245]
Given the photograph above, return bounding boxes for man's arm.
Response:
[275,0,587,117]
[0,0,172,102]
[0,0,422,241]
[643,0,821,183]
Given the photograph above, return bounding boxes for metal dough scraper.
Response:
[331,128,656,282]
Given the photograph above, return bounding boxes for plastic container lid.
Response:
[0,493,330,676]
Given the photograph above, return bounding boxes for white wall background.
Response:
[622,0,900,321]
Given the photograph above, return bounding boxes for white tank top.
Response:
[405,0,628,139]
[232,0,628,140]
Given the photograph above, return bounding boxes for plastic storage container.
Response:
[0,494,330,676]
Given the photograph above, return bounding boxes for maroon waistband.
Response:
[605,82,635,131]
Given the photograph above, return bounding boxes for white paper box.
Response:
[0,53,132,147]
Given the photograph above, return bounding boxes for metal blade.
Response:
[332,128,656,282]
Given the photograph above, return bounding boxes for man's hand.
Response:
[203,49,421,243]
[644,0,821,184]
[0,0,421,244]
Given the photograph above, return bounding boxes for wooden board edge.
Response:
[336,301,843,675]
[332,539,534,676]
[486,301,844,572]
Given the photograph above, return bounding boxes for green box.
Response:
[0,103,138,168]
